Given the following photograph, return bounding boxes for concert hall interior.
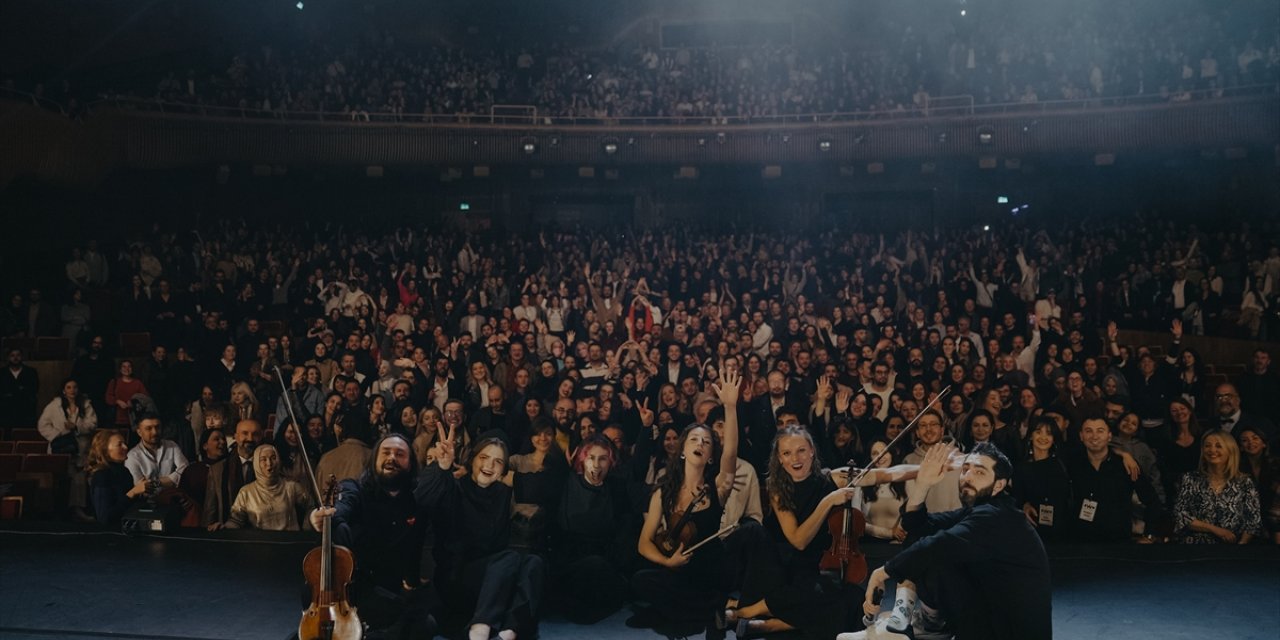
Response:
[1,1,1278,639]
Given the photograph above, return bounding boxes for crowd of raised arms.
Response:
[3,210,1278,639]
[11,0,1279,120]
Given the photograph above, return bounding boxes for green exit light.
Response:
[459,202,470,211]
[996,196,1009,204]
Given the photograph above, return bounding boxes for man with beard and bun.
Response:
[841,443,1051,640]
[310,429,459,640]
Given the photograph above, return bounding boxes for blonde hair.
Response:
[1200,431,1242,483]
[86,429,127,478]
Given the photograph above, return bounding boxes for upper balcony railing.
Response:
[82,83,1279,128]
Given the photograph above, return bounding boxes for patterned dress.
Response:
[1173,471,1261,544]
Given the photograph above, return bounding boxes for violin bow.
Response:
[275,365,324,502]
[681,522,739,556]
[845,385,952,488]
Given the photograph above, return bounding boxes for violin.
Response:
[819,466,868,584]
[820,385,953,585]
[300,476,362,640]
[654,485,708,556]
[276,367,362,640]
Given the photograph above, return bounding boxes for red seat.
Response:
[12,441,47,455]
[0,453,22,482]
[34,337,71,360]
[7,428,41,442]
[22,454,70,474]
[119,332,152,357]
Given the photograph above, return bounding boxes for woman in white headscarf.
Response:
[224,444,315,531]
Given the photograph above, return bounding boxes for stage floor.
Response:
[0,527,1276,640]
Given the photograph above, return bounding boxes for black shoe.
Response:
[625,606,660,629]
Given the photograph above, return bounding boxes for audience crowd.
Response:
[1,206,1277,636]
[9,0,1279,121]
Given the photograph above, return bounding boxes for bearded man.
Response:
[841,442,1052,640]
[310,428,458,639]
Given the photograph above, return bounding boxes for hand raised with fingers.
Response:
[435,423,457,471]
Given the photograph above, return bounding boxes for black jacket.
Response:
[887,494,1052,640]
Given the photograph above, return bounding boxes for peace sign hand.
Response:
[435,423,458,471]
[637,398,655,427]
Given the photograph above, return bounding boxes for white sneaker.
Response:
[835,617,915,640]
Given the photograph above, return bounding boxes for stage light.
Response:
[296,1,304,10]
[520,137,537,155]
[459,202,470,211]
[997,196,1009,204]
[983,225,990,231]
[977,126,994,145]
[960,9,966,16]
[818,138,833,152]
[602,138,619,155]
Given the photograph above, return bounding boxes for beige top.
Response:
[225,445,315,531]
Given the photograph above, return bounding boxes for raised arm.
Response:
[713,370,741,503]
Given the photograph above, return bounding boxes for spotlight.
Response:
[983,225,990,231]
[296,1,304,9]
[960,9,966,16]
[520,137,537,155]
[977,126,994,145]
[818,138,833,152]
[602,138,619,155]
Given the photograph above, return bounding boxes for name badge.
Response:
[1037,504,1055,526]
[1079,499,1098,522]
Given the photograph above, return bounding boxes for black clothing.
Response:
[734,472,857,640]
[440,476,545,638]
[1013,455,1073,542]
[0,364,39,427]
[551,475,633,623]
[886,494,1053,640]
[89,463,138,525]
[1063,451,1162,542]
[630,484,727,632]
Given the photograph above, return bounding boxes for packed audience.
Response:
[10,0,1279,121]
[1,209,1278,636]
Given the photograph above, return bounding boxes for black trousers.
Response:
[912,563,990,640]
[460,549,546,636]
[552,553,628,624]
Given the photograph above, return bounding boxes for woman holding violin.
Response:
[631,370,741,638]
[726,425,925,639]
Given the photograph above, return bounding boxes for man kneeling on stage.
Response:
[840,442,1052,640]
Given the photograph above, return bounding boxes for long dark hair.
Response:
[656,423,720,519]
[861,439,907,503]
[765,425,829,515]
[59,377,90,419]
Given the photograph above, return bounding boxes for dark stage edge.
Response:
[1,525,1277,640]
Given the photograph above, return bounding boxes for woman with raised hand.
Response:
[629,370,740,638]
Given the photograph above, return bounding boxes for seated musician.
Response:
[309,431,456,639]
[629,371,741,638]
[724,425,925,638]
